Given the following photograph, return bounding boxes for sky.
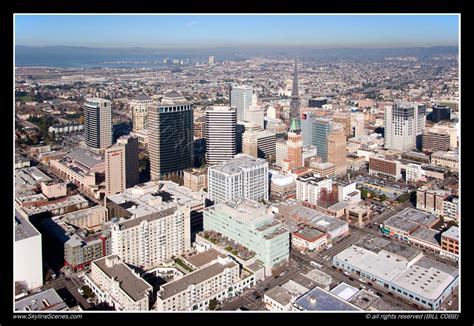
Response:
[15,14,459,48]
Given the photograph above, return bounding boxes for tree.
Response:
[360,188,368,200]
[208,298,218,311]
[379,194,387,201]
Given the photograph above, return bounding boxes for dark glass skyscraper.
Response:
[149,92,194,180]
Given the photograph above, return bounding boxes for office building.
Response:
[204,199,290,276]
[230,85,253,122]
[368,156,402,180]
[327,125,347,176]
[406,163,423,182]
[332,112,352,138]
[333,236,458,310]
[431,151,459,170]
[85,255,152,311]
[384,102,426,151]
[431,105,451,123]
[15,211,43,291]
[242,130,258,158]
[105,136,139,195]
[351,112,366,138]
[245,93,265,127]
[308,97,328,108]
[205,106,236,165]
[15,289,69,311]
[207,154,268,204]
[287,119,303,170]
[183,168,207,192]
[311,161,336,178]
[275,139,288,167]
[130,93,153,133]
[149,91,194,180]
[84,98,112,150]
[313,117,333,162]
[270,171,296,200]
[256,130,276,161]
[422,129,450,153]
[441,226,459,255]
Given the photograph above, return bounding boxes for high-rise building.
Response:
[205,106,236,165]
[431,105,451,123]
[256,130,276,161]
[351,112,366,138]
[203,199,290,276]
[242,130,258,158]
[149,92,194,180]
[289,58,300,121]
[313,117,333,162]
[422,129,450,153]
[107,205,191,270]
[327,125,347,176]
[332,112,352,138]
[296,174,333,206]
[84,98,112,150]
[207,154,268,204]
[287,119,303,170]
[236,122,262,153]
[384,102,425,151]
[130,93,153,133]
[245,93,265,127]
[105,136,139,195]
[230,85,253,122]
[301,112,316,146]
[208,56,215,64]
[275,139,288,167]
[15,212,43,291]
[308,97,328,108]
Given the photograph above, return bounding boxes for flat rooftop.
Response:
[442,226,459,241]
[93,255,152,302]
[184,249,226,269]
[303,269,333,289]
[410,227,441,246]
[15,166,52,187]
[19,194,88,216]
[159,260,238,300]
[118,207,178,230]
[15,288,69,311]
[348,290,380,310]
[265,286,293,306]
[384,208,439,233]
[294,287,361,311]
[330,282,359,301]
[15,210,40,241]
[67,148,104,169]
[209,154,267,175]
[293,227,326,242]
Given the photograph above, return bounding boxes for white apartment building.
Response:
[155,255,241,311]
[15,211,43,290]
[384,102,426,151]
[207,154,268,204]
[85,255,152,311]
[205,106,237,165]
[107,205,191,270]
[406,163,424,182]
[296,174,333,206]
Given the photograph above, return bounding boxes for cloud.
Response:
[185,20,200,28]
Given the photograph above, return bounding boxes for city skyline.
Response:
[15,14,459,48]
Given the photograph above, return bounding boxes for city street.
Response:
[43,274,93,310]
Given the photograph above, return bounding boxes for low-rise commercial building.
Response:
[15,288,69,311]
[369,156,401,180]
[431,151,459,171]
[441,226,459,256]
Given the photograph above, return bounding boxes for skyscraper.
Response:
[84,98,112,150]
[149,91,194,181]
[231,85,253,122]
[130,93,153,133]
[205,106,237,165]
[384,102,426,151]
[289,58,300,122]
[431,105,451,123]
[105,135,139,195]
[313,117,333,162]
[327,125,348,176]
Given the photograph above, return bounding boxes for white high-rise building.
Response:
[351,112,366,138]
[384,102,426,151]
[15,212,43,291]
[296,174,333,206]
[245,93,264,128]
[205,106,236,165]
[84,98,112,150]
[275,139,288,167]
[230,85,253,122]
[207,154,268,204]
[107,205,191,270]
[130,93,153,133]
